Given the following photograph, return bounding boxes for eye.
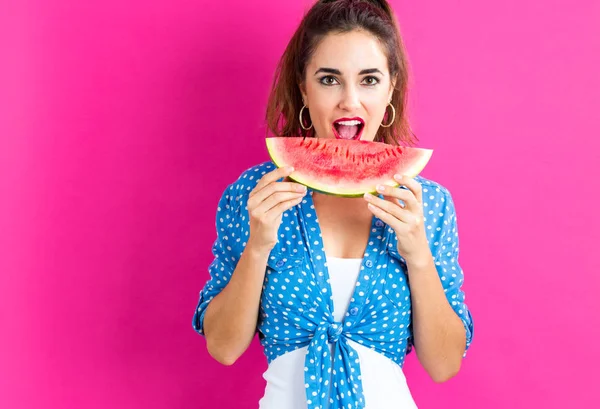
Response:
[319,76,339,86]
[362,76,380,86]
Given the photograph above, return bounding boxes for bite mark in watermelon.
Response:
[265,137,433,197]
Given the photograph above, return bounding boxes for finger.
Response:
[250,166,295,198]
[254,190,306,215]
[366,201,404,231]
[393,174,422,204]
[265,195,305,220]
[364,192,409,223]
[250,166,293,197]
[374,183,419,212]
[248,180,307,209]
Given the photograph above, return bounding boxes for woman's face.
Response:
[300,30,395,142]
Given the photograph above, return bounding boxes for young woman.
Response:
[193,1,474,408]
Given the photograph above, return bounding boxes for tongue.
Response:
[337,124,359,139]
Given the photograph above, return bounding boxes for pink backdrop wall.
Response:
[1,0,599,408]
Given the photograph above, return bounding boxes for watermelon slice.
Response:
[265,137,433,197]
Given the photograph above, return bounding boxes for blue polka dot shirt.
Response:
[193,161,474,409]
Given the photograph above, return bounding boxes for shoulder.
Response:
[230,161,276,193]
[413,175,461,250]
[224,161,276,203]
[414,174,451,197]
[413,174,459,230]
[216,161,276,216]
[213,162,276,249]
[414,174,455,208]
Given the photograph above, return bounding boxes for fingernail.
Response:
[376,184,385,192]
[286,166,295,172]
[296,184,307,192]
[394,174,402,180]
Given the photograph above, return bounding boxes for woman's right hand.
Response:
[247,166,307,252]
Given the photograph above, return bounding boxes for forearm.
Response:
[406,254,466,383]
[203,240,271,365]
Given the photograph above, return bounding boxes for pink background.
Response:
[1,0,599,408]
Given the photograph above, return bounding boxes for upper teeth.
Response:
[336,120,362,126]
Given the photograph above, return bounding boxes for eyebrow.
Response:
[314,68,383,76]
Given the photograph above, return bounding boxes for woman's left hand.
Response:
[364,174,432,265]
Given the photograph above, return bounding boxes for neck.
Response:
[312,191,371,215]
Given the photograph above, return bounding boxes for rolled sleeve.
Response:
[433,189,474,357]
[192,184,243,337]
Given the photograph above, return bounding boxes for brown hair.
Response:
[265,0,418,146]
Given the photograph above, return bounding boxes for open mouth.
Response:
[332,117,365,140]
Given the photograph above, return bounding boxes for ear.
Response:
[388,76,397,101]
[298,82,308,106]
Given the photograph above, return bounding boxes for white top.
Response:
[259,256,418,409]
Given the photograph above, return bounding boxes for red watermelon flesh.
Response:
[265,137,433,197]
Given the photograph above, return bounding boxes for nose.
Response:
[339,84,361,111]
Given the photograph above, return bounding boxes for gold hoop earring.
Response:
[380,103,396,128]
[299,105,313,130]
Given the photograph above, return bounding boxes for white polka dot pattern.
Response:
[193,161,474,409]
